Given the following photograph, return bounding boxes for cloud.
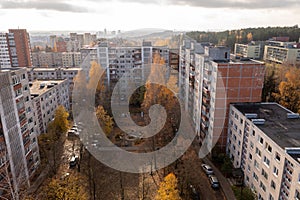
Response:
[0,0,89,13]
[86,0,299,9]
[165,0,300,9]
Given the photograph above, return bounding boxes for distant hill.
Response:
[186,25,300,51]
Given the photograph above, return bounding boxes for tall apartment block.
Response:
[27,67,81,100]
[0,68,40,198]
[32,52,63,67]
[227,102,300,200]
[8,29,32,67]
[179,39,265,151]
[0,33,12,68]
[234,42,264,59]
[30,80,70,135]
[62,52,82,67]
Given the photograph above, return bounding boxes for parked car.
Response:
[209,175,219,189]
[201,164,214,175]
[69,155,79,168]
[189,184,200,200]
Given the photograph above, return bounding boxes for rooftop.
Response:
[30,80,65,97]
[28,67,81,72]
[233,102,300,149]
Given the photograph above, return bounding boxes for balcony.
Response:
[202,96,210,105]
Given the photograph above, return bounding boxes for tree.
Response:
[48,105,69,136]
[273,67,300,113]
[156,173,181,200]
[95,106,114,136]
[44,175,88,200]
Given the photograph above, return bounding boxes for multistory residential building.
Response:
[0,68,39,198]
[8,29,32,67]
[227,102,300,200]
[27,67,81,99]
[56,37,67,52]
[0,33,12,68]
[32,52,62,67]
[179,39,265,151]
[62,52,82,67]
[263,41,300,65]
[30,80,69,135]
[234,42,264,59]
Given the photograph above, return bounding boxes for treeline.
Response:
[186,25,300,51]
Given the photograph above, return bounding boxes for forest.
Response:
[186,25,300,51]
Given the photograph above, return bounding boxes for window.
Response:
[253,172,258,182]
[249,153,253,160]
[260,181,266,192]
[270,180,276,189]
[262,168,268,180]
[250,141,254,149]
[295,189,300,200]
[263,156,270,167]
[254,160,260,169]
[256,147,261,157]
[252,130,256,136]
[269,194,274,200]
[240,118,243,124]
[275,152,281,162]
[273,166,278,176]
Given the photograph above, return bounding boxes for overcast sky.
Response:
[1,0,300,32]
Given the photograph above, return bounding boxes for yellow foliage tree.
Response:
[247,32,253,42]
[95,105,114,136]
[156,173,181,200]
[44,175,88,200]
[273,67,300,113]
[49,105,69,135]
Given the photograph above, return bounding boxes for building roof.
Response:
[30,80,65,97]
[28,67,81,72]
[232,102,300,149]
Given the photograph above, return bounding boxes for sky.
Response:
[1,0,300,32]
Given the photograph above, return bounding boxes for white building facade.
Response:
[227,102,300,200]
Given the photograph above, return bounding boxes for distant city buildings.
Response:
[227,102,300,200]
[32,52,62,67]
[62,52,82,67]
[180,39,265,150]
[0,68,40,198]
[234,42,264,59]
[263,41,300,65]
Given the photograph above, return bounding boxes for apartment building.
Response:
[263,41,300,65]
[30,80,69,135]
[32,52,62,67]
[234,42,264,59]
[0,33,12,68]
[8,29,32,67]
[62,52,82,67]
[0,68,40,198]
[227,102,300,200]
[179,39,265,150]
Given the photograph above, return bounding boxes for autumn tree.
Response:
[273,67,300,113]
[48,105,70,136]
[156,173,181,200]
[96,105,114,136]
[44,175,88,200]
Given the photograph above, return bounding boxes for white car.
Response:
[209,175,219,189]
[201,164,214,175]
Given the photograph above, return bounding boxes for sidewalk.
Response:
[203,157,237,200]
